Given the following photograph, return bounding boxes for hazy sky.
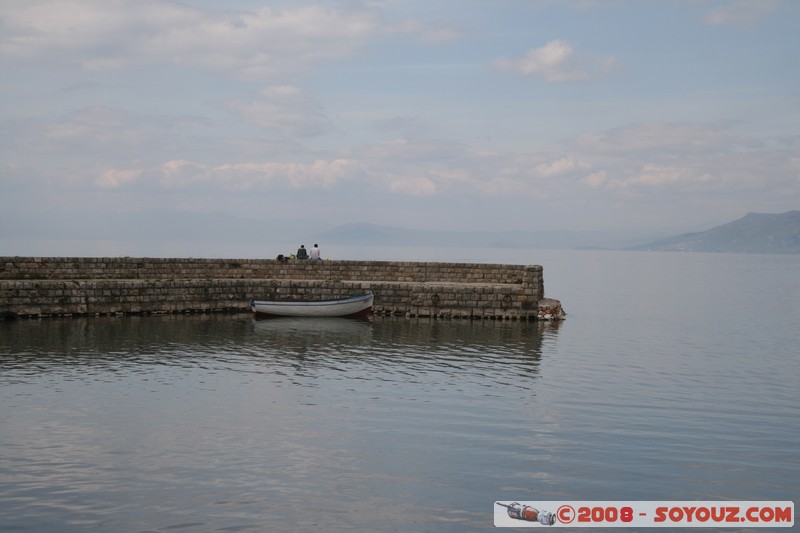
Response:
[1,0,798,238]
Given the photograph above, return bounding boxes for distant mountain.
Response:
[316,222,667,250]
[630,211,800,254]
[3,208,724,252]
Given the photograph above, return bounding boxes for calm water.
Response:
[1,249,798,532]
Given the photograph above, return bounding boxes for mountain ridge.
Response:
[314,222,667,250]
[629,210,800,254]
[4,209,797,254]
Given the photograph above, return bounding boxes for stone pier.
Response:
[0,257,565,320]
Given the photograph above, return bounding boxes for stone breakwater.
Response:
[0,257,565,320]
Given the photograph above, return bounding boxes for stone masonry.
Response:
[0,257,565,320]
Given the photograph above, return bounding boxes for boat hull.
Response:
[250,293,373,319]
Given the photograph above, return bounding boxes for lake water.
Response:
[1,249,798,532]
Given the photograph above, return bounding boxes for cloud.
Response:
[566,122,798,197]
[95,168,143,189]
[11,110,798,219]
[388,176,438,195]
[8,106,223,168]
[20,106,149,153]
[159,159,212,188]
[219,137,303,159]
[372,116,432,138]
[608,164,716,190]
[568,121,760,156]
[221,85,333,137]
[535,157,591,177]
[158,158,362,191]
[493,40,620,82]
[356,138,471,167]
[391,19,466,43]
[703,0,780,27]
[426,168,530,196]
[0,1,461,79]
[584,171,608,189]
[87,145,594,200]
[354,141,595,197]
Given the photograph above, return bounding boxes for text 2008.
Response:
[578,506,634,523]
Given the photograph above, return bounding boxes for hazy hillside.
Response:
[630,211,800,254]
[315,223,669,250]
[10,208,797,254]
[1,210,671,251]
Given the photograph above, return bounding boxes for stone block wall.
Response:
[0,257,563,320]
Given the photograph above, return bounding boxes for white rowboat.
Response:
[250,293,373,319]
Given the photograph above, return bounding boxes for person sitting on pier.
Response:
[310,244,321,261]
[296,245,309,260]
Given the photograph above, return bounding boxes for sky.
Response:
[1,0,799,251]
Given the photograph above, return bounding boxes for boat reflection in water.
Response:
[248,313,557,387]
[251,316,374,343]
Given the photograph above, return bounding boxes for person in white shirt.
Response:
[310,244,321,261]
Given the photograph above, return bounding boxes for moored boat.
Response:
[250,293,373,319]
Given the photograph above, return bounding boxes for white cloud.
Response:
[84,157,364,192]
[566,122,798,198]
[10,108,799,229]
[221,85,333,137]
[22,107,149,152]
[15,111,798,210]
[244,159,349,190]
[0,1,461,79]
[427,168,528,195]
[493,40,619,82]
[1,1,796,236]
[704,0,780,27]
[159,158,361,191]
[584,170,608,189]
[160,160,212,188]
[535,157,591,177]
[392,19,465,43]
[610,164,716,190]
[388,176,438,195]
[356,138,471,167]
[569,121,761,155]
[95,168,142,189]
[219,137,303,159]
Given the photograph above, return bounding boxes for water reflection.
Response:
[1,314,559,388]
[1,315,249,382]
[251,316,374,346]
[0,314,559,532]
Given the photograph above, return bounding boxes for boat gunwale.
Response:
[250,293,373,307]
